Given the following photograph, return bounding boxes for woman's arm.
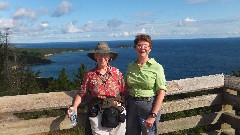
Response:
[145,89,165,127]
[152,90,165,115]
[68,94,82,117]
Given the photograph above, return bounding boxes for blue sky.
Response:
[0,0,240,43]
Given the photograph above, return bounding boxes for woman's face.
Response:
[135,40,151,58]
[95,53,110,68]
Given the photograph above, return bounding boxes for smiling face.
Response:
[94,53,110,68]
[135,40,151,58]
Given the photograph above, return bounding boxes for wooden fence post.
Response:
[221,88,237,135]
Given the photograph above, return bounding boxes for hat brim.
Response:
[87,51,118,62]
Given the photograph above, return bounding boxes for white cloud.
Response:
[39,22,49,28]
[0,2,9,10]
[13,8,36,20]
[177,17,196,26]
[52,1,72,17]
[122,32,129,36]
[137,28,146,34]
[184,17,196,22]
[107,19,123,28]
[109,33,118,37]
[82,21,93,32]
[62,22,83,33]
[0,19,14,28]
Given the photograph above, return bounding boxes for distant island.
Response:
[16,44,131,66]
[16,48,92,66]
[116,44,132,48]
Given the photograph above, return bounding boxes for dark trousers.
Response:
[126,96,161,135]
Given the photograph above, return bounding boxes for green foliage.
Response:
[47,68,74,92]
[17,48,92,58]
[232,68,240,77]
[0,41,3,92]
[17,67,42,95]
[18,50,52,66]
[73,64,87,89]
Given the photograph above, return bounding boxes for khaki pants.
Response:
[89,110,126,135]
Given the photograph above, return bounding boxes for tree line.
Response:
[0,29,87,97]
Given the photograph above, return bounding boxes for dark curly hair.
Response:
[133,34,152,49]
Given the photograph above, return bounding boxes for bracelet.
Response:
[149,112,157,118]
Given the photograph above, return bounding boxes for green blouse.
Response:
[126,58,167,97]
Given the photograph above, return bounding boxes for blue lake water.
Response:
[16,38,240,81]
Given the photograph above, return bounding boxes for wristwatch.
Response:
[149,112,157,118]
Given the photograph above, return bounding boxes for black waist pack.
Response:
[101,107,120,128]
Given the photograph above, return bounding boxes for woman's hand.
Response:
[145,116,155,128]
[67,106,78,118]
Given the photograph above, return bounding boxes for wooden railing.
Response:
[1,74,240,135]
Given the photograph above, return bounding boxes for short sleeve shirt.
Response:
[126,58,167,97]
[78,66,125,99]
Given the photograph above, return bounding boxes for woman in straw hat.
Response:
[68,42,126,135]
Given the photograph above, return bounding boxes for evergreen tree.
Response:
[232,69,240,77]
[18,67,41,95]
[0,35,4,94]
[73,64,87,89]
[48,68,73,92]
[0,28,42,96]
[58,67,73,90]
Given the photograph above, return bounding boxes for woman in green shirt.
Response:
[126,34,167,135]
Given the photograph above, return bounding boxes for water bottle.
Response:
[69,107,77,126]
[139,117,156,133]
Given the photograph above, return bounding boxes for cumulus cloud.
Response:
[82,21,93,31]
[178,17,196,26]
[52,1,72,17]
[0,19,14,28]
[13,8,36,20]
[107,19,123,28]
[108,31,130,38]
[62,22,83,33]
[122,32,129,36]
[39,21,49,28]
[109,33,118,37]
[0,2,9,10]
[137,28,146,34]
[184,17,196,22]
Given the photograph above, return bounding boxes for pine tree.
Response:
[18,67,41,95]
[73,64,87,89]
[48,67,73,92]
[0,35,4,95]
[0,28,42,96]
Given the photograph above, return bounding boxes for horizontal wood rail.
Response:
[1,74,240,135]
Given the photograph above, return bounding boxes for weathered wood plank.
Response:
[0,90,90,114]
[0,113,87,135]
[221,112,240,129]
[223,93,240,108]
[224,75,240,92]
[0,74,224,114]
[158,112,222,134]
[162,94,222,114]
[166,74,224,95]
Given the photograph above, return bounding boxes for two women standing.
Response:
[68,34,167,135]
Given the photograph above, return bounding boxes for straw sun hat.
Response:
[87,42,118,61]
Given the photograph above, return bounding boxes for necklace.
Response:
[98,72,110,85]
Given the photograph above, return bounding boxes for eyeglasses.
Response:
[136,44,149,49]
